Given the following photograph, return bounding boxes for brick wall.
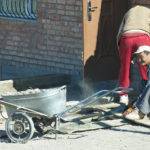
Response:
[0,0,83,80]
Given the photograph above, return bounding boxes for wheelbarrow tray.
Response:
[0,99,49,117]
[1,85,66,117]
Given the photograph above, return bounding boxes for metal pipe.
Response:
[57,87,133,117]
[57,90,108,117]
[73,87,133,113]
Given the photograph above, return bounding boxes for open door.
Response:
[83,0,128,81]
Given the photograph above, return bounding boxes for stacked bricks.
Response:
[0,0,83,78]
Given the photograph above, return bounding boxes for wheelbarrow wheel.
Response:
[5,112,34,143]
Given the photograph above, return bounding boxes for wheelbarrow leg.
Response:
[55,116,60,139]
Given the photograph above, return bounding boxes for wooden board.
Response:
[59,119,128,134]
[125,116,150,127]
[59,103,128,134]
[62,102,126,122]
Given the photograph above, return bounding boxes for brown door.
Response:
[83,0,128,81]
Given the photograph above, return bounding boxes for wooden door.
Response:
[83,0,128,81]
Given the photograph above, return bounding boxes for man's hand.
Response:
[123,105,135,117]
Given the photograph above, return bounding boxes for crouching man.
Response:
[125,46,150,120]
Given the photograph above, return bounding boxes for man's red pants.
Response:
[118,33,150,94]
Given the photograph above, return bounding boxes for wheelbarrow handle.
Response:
[112,87,133,94]
[57,87,133,117]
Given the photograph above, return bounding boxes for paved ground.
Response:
[0,120,150,150]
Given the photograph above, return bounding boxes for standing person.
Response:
[117,5,150,104]
[124,46,150,120]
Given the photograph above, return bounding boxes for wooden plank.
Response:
[61,112,104,122]
[125,117,150,127]
[59,119,128,134]
[63,102,125,122]
[59,103,127,134]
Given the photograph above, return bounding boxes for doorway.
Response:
[83,0,128,81]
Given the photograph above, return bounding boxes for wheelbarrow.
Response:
[0,85,132,143]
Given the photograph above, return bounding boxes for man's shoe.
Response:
[125,107,145,120]
[120,95,129,105]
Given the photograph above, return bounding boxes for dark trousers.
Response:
[136,82,150,115]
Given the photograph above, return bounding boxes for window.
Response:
[0,0,37,20]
